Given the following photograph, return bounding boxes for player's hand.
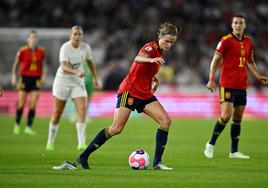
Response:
[150,58,165,65]
[258,75,268,85]
[93,78,101,90]
[11,74,16,86]
[207,80,216,92]
[40,77,45,86]
[76,70,85,78]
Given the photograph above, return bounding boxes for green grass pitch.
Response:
[0,116,268,188]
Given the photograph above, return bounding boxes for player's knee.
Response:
[29,106,35,110]
[52,109,63,122]
[77,106,87,117]
[109,124,124,136]
[232,119,241,124]
[159,116,171,128]
[17,103,25,109]
[109,128,123,136]
[51,116,60,124]
[221,116,231,123]
[221,113,231,122]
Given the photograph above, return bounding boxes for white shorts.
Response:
[52,80,87,101]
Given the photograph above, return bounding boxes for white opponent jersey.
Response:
[54,41,93,87]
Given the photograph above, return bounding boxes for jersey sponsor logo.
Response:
[216,42,222,50]
[145,46,152,52]
[71,63,80,69]
[225,92,231,99]
[127,97,134,106]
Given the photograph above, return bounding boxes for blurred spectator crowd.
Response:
[0,0,268,91]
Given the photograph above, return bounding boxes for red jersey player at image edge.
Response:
[204,14,268,160]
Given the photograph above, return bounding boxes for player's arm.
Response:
[86,59,100,89]
[60,61,84,78]
[206,52,222,92]
[0,85,3,97]
[11,60,19,86]
[40,50,46,85]
[134,52,165,65]
[152,76,160,93]
[248,54,268,85]
[40,62,47,85]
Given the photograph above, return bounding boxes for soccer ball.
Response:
[128,149,150,170]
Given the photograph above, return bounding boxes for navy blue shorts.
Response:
[116,92,158,113]
[220,87,247,106]
[17,76,41,92]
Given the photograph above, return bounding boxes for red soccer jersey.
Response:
[216,33,253,89]
[118,41,163,99]
[16,45,45,77]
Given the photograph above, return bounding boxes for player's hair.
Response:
[158,23,181,38]
[27,30,37,37]
[232,14,247,23]
[71,25,83,32]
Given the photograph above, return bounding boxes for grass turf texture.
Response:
[0,116,267,188]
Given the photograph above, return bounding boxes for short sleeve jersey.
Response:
[55,41,92,87]
[216,33,253,89]
[16,45,45,77]
[118,41,163,99]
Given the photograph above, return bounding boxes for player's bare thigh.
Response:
[29,91,40,109]
[220,102,234,122]
[143,101,171,129]
[18,90,28,108]
[51,97,66,124]
[108,107,132,136]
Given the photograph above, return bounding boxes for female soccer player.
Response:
[46,26,99,151]
[72,22,181,170]
[204,15,268,159]
[11,30,46,135]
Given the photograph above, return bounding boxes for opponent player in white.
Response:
[46,26,99,151]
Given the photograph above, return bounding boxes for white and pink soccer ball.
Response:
[128,149,150,170]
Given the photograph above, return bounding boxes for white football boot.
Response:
[153,162,173,171]
[53,161,77,170]
[229,152,250,159]
[204,141,214,158]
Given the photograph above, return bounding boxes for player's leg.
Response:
[46,79,70,150]
[204,87,235,158]
[46,97,66,150]
[229,90,249,159]
[84,69,93,124]
[85,95,92,123]
[211,102,233,144]
[204,102,233,158]
[230,106,244,152]
[143,100,172,170]
[73,96,87,150]
[13,90,27,134]
[77,107,132,169]
[71,86,88,150]
[24,90,40,135]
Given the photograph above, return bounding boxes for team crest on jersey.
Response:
[225,92,231,99]
[216,42,222,50]
[145,46,152,52]
[127,97,134,106]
